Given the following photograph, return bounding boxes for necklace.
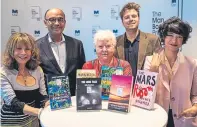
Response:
[23,75,27,86]
[18,71,28,86]
[169,60,176,68]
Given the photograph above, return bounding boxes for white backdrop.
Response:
[1,0,196,60]
[181,0,197,59]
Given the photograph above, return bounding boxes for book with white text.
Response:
[76,78,102,110]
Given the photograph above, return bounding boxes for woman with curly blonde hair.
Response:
[1,33,49,127]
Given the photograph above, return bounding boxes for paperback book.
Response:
[47,74,72,110]
[76,78,102,110]
[101,66,123,100]
[108,75,133,113]
[132,70,158,110]
[76,69,96,78]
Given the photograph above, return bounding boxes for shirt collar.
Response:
[135,32,140,41]
[125,31,140,43]
[48,34,65,43]
[163,51,180,63]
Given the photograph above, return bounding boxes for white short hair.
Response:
[93,30,116,46]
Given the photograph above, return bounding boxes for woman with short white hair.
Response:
[82,30,132,77]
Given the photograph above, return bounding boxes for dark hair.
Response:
[44,8,65,19]
[3,33,40,70]
[158,16,192,44]
[120,2,140,20]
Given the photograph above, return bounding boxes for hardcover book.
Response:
[76,78,102,110]
[108,75,133,113]
[47,74,72,110]
[101,66,123,100]
[76,69,96,78]
[132,70,158,110]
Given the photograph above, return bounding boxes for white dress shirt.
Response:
[48,34,66,73]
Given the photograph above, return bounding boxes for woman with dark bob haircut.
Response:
[1,33,49,127]
[144,17,197,127]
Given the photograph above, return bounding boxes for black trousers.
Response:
[167,109,175,127]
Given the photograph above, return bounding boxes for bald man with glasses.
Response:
[36,8,86,96]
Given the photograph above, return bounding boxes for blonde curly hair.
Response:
[3,33,40,70]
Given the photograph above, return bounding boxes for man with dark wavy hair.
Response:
[115,2,161,78]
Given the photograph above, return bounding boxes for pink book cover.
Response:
[132,70,158,110]
[108,75,133,113]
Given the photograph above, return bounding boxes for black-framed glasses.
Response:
[45,17,65,24]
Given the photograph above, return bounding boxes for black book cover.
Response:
[76,78,102,110]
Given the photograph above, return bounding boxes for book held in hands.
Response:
[132,70,158,110]
[47,74,72,110]
[108,75,133,113]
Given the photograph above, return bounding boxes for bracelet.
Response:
[38,108,43,120]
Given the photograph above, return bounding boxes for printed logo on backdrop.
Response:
[93,10,99,17]
[171,0,176,7]
[11,26,21,35]
[12,9,18,16]
[152,11,164,46]
[34,30,40,37]
[72,7,82,21]
[92,26,101,38]
[113,29,118,36]
[30,6,41,21]
[75,30,80,36]
[111,5,119,20]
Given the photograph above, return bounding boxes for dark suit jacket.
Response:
[36,34,85,96]
[115,31,161,70]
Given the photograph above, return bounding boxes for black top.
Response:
[1,89,46,126]
[124,33,140,78]
[1,66,48,126]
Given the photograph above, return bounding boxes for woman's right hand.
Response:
[179,105,197,118]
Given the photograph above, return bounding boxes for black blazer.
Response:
[36,34,86,96]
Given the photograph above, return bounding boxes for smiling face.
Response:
[164,32,183,52]
[95,39,115,62]
[44,9,66,36]
[13,42,32,66]
[122,9,140,31]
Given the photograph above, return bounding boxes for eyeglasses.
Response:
[45,17,65,24]
[166,32,183,40]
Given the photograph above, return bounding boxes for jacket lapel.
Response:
[159,65,170,92]
[158,51,184,92]
[173,52,184,76]
[41,35,62,73]
[116,34,125,60]
[64,35,73,74]
[137,31,149,69]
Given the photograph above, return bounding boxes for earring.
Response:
[179,46,182,51]
[31,55,36,60]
